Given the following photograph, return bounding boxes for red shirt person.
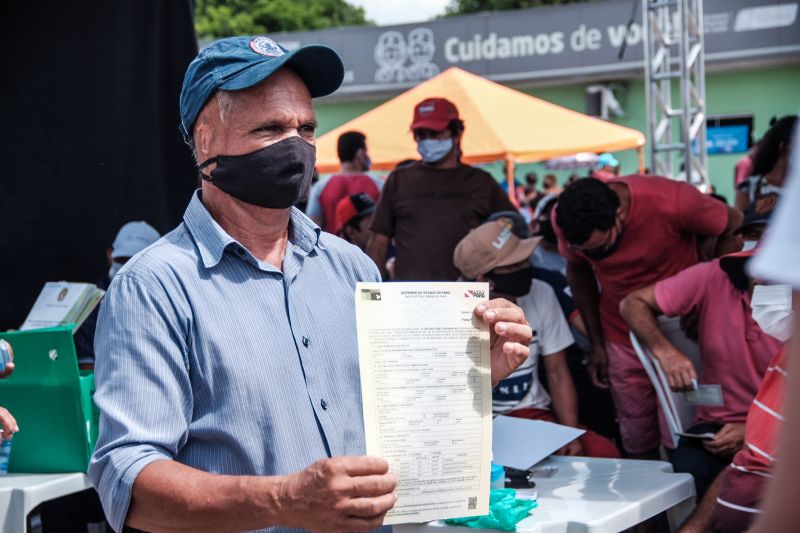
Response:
[306,131,382,232]
[553,176,741,457]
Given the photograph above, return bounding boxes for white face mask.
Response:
[742,240,758,252]
[751,284,795,342]
[108,261,124,280]
[417,138,453,163]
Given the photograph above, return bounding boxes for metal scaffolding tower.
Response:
[642,0,709,190]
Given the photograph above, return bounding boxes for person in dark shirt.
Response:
[368,97,514,280]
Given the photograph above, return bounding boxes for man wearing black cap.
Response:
[88,36,532,533]
[735,209,771,252]
[367,97,514,281]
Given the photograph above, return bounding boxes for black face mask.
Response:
[537,220,557,244]
[490,266,534,298]
[198,136,315,209]
[582,229,624,261]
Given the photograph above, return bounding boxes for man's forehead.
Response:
[240,68,311,99]
[215,69,315,123]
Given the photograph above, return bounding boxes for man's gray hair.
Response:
[187,89,241,164]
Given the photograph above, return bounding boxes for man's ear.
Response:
[195,121,214,163]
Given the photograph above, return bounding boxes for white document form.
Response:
[356,282,492,525]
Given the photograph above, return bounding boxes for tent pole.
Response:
[506,156,518,207]
[637,146,646,174]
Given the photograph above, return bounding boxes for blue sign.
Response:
[706,124,750,155]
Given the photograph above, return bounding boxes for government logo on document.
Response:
[360,288,382,301]
[374,28,439,84]
[464,290,486,299]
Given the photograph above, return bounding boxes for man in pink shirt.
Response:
[554,177,742,458]
[620,249,782,497]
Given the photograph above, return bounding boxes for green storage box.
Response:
[0,325,99,473]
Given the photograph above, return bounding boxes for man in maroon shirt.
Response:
[368,98,514,281]
[553,176,741,458]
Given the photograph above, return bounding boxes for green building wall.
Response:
[315,64,800,203]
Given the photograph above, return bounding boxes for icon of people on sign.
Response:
[374,28,439,84]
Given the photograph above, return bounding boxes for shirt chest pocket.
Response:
[189,314,303,398]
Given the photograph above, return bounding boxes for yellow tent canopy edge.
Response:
[314,67,645,174]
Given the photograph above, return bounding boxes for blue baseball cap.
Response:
[180,35,344,140]
[597,153,619,169]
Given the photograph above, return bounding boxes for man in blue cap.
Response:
[88,36,532,533]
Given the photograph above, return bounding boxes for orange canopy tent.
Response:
[315,67,645,187]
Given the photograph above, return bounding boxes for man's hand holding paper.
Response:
[278,456,398,532]
[474,299,533,386]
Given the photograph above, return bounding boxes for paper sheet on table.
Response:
[492,416,585,470]
[356,282,492,525]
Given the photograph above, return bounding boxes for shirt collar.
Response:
[289,206,322,254]
[183,191,321,269]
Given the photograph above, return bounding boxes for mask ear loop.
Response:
[198,157,218,181]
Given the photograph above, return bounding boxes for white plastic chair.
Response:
[629,315,702,448]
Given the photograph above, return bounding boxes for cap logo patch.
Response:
[492,227,513,250]
[250,37,284,57]
[418,104,435,114]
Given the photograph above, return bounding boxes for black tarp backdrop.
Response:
[0,1,199,329]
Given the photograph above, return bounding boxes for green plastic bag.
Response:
[444,489,537,531]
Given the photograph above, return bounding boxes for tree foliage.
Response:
[445,0,589,17]
[194,0,371,39]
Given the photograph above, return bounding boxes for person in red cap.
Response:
[620,246,783,500]
[334,192,376,251]
[368,97,514,281]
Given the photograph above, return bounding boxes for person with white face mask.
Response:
[677,285,793,533]
[107,221,161,280]
[620,247,784,500]
[368,97,515,281]
[73,220,160,367]
[751,284,795,343]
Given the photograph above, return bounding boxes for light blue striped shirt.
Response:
[89,191,380,532]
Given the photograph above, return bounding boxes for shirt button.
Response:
[302,336,310,347]
[320,399,328,410]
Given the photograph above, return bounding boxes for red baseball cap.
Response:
[335,193,376,233]
[410,98,459,131]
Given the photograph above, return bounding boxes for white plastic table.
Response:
[0,473,91,533]
[396,456,696,533]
